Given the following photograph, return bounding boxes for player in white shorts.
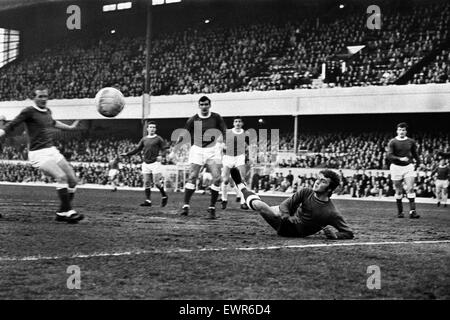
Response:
[386,122,421,218]
[169,96,227,219]
[121,121,169,207]
[108,156,120,192]
[432,158,449,207]
[221,116,250,210]
[0,86,82,223]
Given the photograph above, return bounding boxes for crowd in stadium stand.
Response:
[0,161,441,199]
[1,131,448,171]
[409,49,449,84]
[0,2,448,101]
[253,169,438,199]
[1,129,448,199]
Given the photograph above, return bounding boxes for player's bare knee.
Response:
[68,176,78,188]
[55,173,68,185]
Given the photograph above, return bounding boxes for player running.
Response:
[108,156,120,192]
[0,86,83,223]
[386,122,421,218]
[121,121,169,207]
[432,158,449,207]
[228,167,354,239]
[169,96,227,219]
[221,116,249,210]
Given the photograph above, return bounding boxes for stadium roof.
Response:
[0,0,64,11]
[0,0,322,12]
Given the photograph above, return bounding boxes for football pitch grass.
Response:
[0,185,449,300]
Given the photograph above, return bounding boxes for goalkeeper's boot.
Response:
[240,203,249,210]
[409,210,420,219]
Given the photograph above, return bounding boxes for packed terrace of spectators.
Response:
[1,131,448,171]
[0,2,448,101]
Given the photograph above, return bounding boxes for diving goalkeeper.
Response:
[229,167,354,240]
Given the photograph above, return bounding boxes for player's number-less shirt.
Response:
[435,166,450,180]
[184,112,227,148]
[224,129,249,157]
[278,187,353,237]
[3,106,56,151]
[387,137,420,166]
[109,158,120,170]
[126,135,167,164]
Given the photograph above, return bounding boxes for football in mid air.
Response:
[95,87,125,118]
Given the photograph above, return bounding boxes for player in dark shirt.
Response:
[169,96,227,219]
[121,121,169,207]
[386,122,421,218]
[228,167,354,239]
[432,159,449,207]
[0,87,82,223]
[108,156,120,192]
[221,116,250,210]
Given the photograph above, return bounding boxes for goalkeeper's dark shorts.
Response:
[262,206,318,238]
[277,219,311,237]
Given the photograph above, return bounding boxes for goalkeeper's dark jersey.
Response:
[278,187,353,239]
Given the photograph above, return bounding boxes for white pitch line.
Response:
[0,240,449,262]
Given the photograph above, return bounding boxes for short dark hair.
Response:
[234,116,243,121]
[33,85,48,97]
[397,122,408,129]
[198,96,211,104]
[319,169,340,194]
[147,121,157,126]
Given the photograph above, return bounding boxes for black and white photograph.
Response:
[0,0,449,305]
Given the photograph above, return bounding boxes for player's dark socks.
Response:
[396,199,403,215]
[57,188,71,212]
[230,167,242,185]
[408,198,416,211]
[184,187,195,205]
[158,187,167,197]
[68,188,76,203]
[145,188,151,200]
[210,189,219,207]
[161,195,168,207]
[240,188,261,210]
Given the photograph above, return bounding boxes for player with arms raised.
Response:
[0,86,82,223]
[121,121,169,207]
[221,116,250,210]
[386,122,421,218]
[169,96,227,219]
